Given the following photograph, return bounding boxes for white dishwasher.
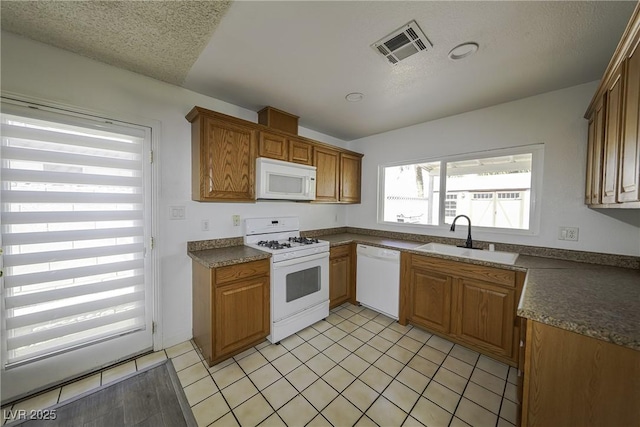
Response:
[356,244,400,319]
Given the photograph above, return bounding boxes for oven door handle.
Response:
[272,252,329,269]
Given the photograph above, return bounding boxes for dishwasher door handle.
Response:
[360,253,399,262]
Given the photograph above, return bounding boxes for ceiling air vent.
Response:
[371,20,432,66]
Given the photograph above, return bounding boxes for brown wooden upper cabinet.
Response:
[258,131,288,161]
[585,97,606,205]
[620,32,640,203]
[289,138,313,166]
[258,130,313,166]
[340,153,362,203]
[187,106,363,203]
[314,146,363,203]
[602,63,624,205]
[313,146,340,202]
[585,5,640,208]
[187,107,256,202]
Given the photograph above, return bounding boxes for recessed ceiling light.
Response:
[448,42,479,60]
[345,92,364,102]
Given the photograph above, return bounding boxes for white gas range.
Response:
[244,217,330,343]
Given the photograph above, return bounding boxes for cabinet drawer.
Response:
[410,254,516,287]
[330,244,351,258]
[216,259,270,286]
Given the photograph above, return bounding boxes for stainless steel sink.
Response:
[414,243,519,265]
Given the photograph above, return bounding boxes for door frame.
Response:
[0,92,162,404]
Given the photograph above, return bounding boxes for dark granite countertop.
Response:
[188,232,640,350]
[322,233,640,351]
[322,233,426,251]
[518,265,639,349]
[188,246,270,268]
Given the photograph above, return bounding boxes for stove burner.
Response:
[288,237,320,245]
[257,240,291,250]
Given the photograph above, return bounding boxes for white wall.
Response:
[348,82,640,256]
[0,32,349,348]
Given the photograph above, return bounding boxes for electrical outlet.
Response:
[201,219,210,231]
[232,215,240,227]
[558,226,579,241]
[169,206,185,220]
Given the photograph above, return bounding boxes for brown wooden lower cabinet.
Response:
[192,259,270,366]
[329,244,356,308]
[399,252,524,366]
[521,320,640,427]
[454,277,515,359]
[404,267,452,334]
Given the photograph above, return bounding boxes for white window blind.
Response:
[1,104,149,366]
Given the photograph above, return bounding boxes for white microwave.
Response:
[256,157,316,201]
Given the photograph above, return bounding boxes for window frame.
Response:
[377,144,544,236]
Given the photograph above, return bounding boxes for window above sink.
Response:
[378,144,544,236]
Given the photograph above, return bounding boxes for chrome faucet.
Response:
[450,215,474,249]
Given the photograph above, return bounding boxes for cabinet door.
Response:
[259,131,288,161]
[214,276,270,358]
[521,321,640,427]
[192,261,214,365]
[586,99,606,206]
[602,64,624,204]
[340,153,362,203]
[591,98,606,204]
[289,138,313,165]
[313,146,340,202]
[329,254,351,309]
[619,37,640,202]
[202,117,256,201]
[585,114,596,204]
[407,268,452,334]
[454,278,514,358]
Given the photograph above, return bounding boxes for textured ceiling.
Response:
[0,0,232,85]
[184,1,635,140]
[0,1,635,140]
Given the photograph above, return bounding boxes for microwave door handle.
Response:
[306,177,310,195]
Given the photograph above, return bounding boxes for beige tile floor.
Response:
[2,303,521,427]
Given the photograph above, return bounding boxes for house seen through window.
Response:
[380,146,542,232]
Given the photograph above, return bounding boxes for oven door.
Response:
[271,252,329,321]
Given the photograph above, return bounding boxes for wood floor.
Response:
[14,362,195,427]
